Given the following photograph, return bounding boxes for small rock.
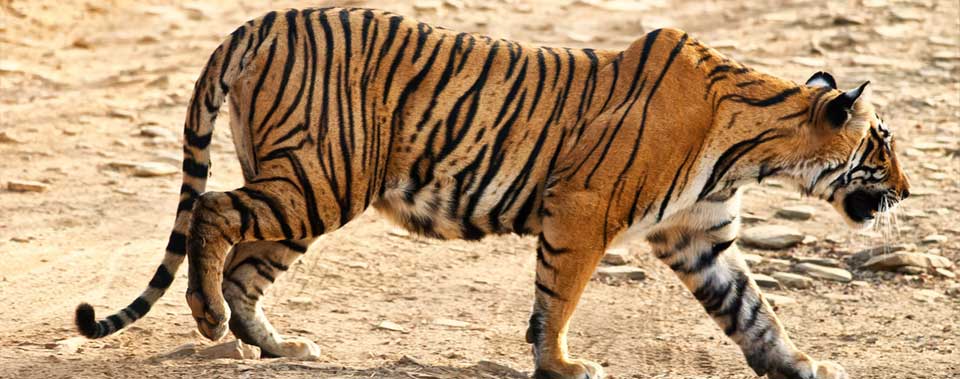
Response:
[7,180,50,192]
[934,268,956,279]
[741,213,767,223]
[775,205,816,221]
[741,253,763,266]
[912,289,944,303]
[595,266,646,281]
[849,280,869,288]
[433,318,470,328]
[287,297,312,306]
[49,337,86,354]
[139,126,177,140]
[921,234,947,244]
[801,235,818,245]
[833,15,865,25]
[752,273,781,289]
[796,256,841,267]
[765,258,792,272]
[772,272,814,289]
[198,340,260,360]
[133,162,179,177]
[0,131,22,144]
[387,227,410,237]
[151,343,197,361]
[602,247,630,265]
[850,243,915,263]
[376,320,407,333]
[794,263,852,282]
[765,294,796,307]
[413,0,442,12]
[861,252,954,271]
[741,225,804,249]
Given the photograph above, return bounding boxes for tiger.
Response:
[74,7,910,379]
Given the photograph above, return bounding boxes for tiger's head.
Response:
[783,72,911,228]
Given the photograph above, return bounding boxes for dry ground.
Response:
[1,0,958,378]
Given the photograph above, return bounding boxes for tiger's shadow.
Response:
[253,357,529,378]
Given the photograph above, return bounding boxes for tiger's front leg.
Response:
[648,203,847,379]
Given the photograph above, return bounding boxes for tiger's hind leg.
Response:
[222,238,320,359]
[185,180,335,342]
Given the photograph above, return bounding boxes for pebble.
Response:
[850,280,869,288]
[850,243,915,263]
[912,289,944,303]
[139,126,177,140]
[794,263,852,282]
[376,320,407,333]
[765,258,792,272]
[0,131,22,144]
[775,205,816,221]
[602,247,630,266]
[198,340,260,360]
[287,297,312,306]
[741,225,804,249]
[433,318,470,328]
[741,213,767,223]
[765,294,796,307]
[752,273,781,289]
[7,180,50,192]
[771,272,814,289]
[796,256,841,268]
[861,252,954,271]
[132,162,179,177]
[595,266,646,281]
[934,268,956,279]
[897,266,925,275]
[921,234,947,244]
[47,337,86,354]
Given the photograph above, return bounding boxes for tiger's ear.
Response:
[805,71,837,89]
[825,81,870,127]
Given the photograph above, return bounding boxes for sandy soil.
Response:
[1,0,958,378]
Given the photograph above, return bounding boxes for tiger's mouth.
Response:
[843,190,883,223]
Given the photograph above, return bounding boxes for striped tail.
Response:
[75,15,275,339]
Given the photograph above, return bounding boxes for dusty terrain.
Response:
[1,0,958,378]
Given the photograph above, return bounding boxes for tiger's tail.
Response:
[74,14,278,339]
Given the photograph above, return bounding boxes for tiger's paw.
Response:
[273,336,321,360]
[533,358,605,379]
[768,359,848,379]
[812,361,848,379]
[186,289,229,341]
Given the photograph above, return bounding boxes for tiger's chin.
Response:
[830,189,891,230]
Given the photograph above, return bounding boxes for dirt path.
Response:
[1,1,958,378]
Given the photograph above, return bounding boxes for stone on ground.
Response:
[133,162,179,177]
[796,256,842,267]
[198,340,260,360]
[752,273,781,289]
[772,272,814,289]
[794,263,852,282]
[741,225,804,249]
[921,234,947,244]
[775,205,816,221]
[741,253,763,266]
[861,252,954,271]
[7,180,49,192]
[765,294,796,307]
[151,343,198,361]
[595,266,646,281]
[376,320,407,333]
[602,247,630,265]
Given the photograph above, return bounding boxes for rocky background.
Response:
[0,0,958,378]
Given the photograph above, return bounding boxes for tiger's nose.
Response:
[899,187,910,200]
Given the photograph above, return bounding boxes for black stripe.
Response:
[166,232,187,255]
[129,297,151,318]
[182,158,209,178]
[184,128,213,149]
[237,188,294,239]
[148,264,175,288]
[538,234,569,254]
[657,148,693,221]
[698,129,781,199]
[535,281,563,300]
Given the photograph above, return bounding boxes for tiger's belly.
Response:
[372,170,545,240]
